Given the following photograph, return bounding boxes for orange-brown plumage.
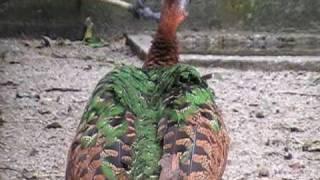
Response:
[143,0,187,69]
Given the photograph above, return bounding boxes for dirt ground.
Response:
[0,38,319,180]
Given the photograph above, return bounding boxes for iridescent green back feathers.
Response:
[67,64,224,179]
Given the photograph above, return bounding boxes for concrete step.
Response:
[126,34,320,72]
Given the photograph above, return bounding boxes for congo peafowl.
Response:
[66,0,230,179]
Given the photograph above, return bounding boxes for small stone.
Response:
[265,139,270,146]
[0,117,5,126]
[289,162,305,170]
[16,92,40,100]
[64,39,72,46]
[38,109,51,115]
[56,38,72,46]
[16,92,30,99]
[22,169,37,180]
[302,140,320,152]
[39,36,52,48]
[256,112,265,118]
[265,151,281,157]
[29,148,39,156]
[51,52,67,58]
[46,122,63,129]
[84,55,93,60]
[22,41,32,47]
[249,103,259,107]
[83,65,92,71]
[232,108,239,112]
[290,126,303,132]
[281,177,294,180]
[56,96,61,102]
[284,152,293,160]
[265,139,283,146]
[67,106,72,113]
[258,168,269,177]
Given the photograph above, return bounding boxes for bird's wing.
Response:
[66,66,153,180]
[154,64,230,180]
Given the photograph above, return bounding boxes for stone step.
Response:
[126,34,320,72]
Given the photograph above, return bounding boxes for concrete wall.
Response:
[0,0,319,39]
[80,0,320,38]
[210,0,320,33]
[0,0,82,39]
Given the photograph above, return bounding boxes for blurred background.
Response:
[0,0,319,180]
[1,0,320,55]
[1,0,320,37]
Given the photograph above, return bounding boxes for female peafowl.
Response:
[66,0,230,179]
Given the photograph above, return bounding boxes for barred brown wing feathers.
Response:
[159,102,229,180]
[66,143,104,180]
[103,114,136,171]
[66,111,137,180]
[67,66,163,179]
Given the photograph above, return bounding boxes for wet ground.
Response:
[0,38,319,180]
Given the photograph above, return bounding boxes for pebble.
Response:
[256,112,265,118]
[284,152,293,160]
[258,168,270,177]
[289,162,305,170]
[46,122,63,129]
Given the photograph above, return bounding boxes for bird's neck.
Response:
[143,27,179,69]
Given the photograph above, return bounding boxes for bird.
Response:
[66,0,230,179]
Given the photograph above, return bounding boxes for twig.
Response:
[0,166,21,173]
[99,0,133,9]
[0,141,5,149]
[51,52,67,59]
[314,77,320,85]
[0,81,18,87]
[45,88,82,92]
[278,91,320,98]
[201,73,213,80]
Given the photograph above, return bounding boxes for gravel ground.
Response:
[0,38,319,180]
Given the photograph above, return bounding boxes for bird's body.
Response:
[66,0,229,179]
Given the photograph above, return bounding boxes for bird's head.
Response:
[159,0,190,36]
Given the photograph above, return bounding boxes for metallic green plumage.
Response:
[67,64,223,179]
[67,0,229,178]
